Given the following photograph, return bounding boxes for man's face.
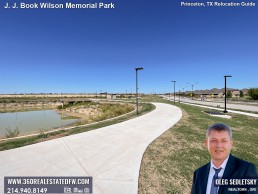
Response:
[205,130,233,164]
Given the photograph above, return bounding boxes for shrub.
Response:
[38,129,49,138]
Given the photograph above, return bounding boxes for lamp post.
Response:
[179,86,187,100]
[179,90,181,103]
[187,82,198,100]
[135,67,143,114]
[181,86,187,93]
[223,75,232,113]
[172,81,176,104]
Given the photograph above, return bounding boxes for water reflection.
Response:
[0,110,78,138]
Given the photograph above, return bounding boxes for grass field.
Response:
[138,96,258,194]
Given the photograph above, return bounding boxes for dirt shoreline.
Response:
[0,103,101,125]
[1,101,135,126]
[0,102,61,108]
[0,102,137,141]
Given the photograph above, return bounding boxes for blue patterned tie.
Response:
[210,167,222,194]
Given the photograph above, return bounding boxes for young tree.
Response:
[226,90,232,98]
[240,90,244,98]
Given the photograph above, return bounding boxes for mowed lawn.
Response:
[139,98,258,194]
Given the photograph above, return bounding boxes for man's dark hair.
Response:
[206,123,232,139]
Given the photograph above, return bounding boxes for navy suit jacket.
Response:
[191,154,258,194]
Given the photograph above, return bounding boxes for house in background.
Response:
[183,88,247,98]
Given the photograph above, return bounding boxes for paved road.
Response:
[165,96,258,112]
[0,103,182,194]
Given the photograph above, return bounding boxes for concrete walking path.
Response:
[0,103,182,194]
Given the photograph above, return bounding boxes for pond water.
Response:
[0,109,78,138]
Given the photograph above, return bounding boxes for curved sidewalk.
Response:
[0,103,182,194]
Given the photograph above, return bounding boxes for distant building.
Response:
[241,89,249,96]
[183,88,246,98]
[231,89,240,97]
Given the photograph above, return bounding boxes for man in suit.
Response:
[191,123,257,194]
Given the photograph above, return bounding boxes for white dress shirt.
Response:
[206,156,229,194]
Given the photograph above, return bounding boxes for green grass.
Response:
[0,103,155,151]
[180,100,258,114]
[139,96,258,194]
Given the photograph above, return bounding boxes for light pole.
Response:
[181,86,187,93]
[179,90,181,103]
[223,75,232,113]
[172,81,176,104]
[187,82,198,100]
[135,67,143,114]
[179,85,187,99]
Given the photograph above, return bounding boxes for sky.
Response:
[0,0,257,94]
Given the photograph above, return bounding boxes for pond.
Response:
[0,109,78,138]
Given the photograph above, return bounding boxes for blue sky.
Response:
[0,0,257,94]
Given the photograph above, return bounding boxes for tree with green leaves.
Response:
[240,90,244,98]
[248,88,258,100]
[226,90,232,98]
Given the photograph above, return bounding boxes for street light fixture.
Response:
[171,81,176,104]
[187,82,198,100]
[179,90,181,103]
[180,86,187,93]
[135,67,143,114]
[179,85,187,100]
[223,75,232,113]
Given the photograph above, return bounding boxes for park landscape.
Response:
[0,91,257,193]
[1,0,258,193]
